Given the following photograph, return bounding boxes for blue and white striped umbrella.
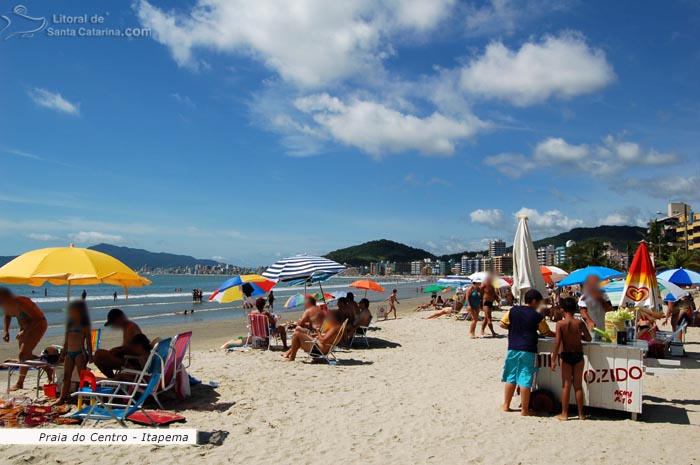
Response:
[262,255,346,282]
[657,268,700,287]
[603,277,689,306]
[437,275,472,286]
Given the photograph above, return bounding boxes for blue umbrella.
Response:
[657,268,700,286]
[557,266,624,287]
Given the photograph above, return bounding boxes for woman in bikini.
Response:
[53,300,93,406]
[0,287,48,391]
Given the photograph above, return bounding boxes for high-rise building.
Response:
[555,246,567,266]
[488,239,506,257]
[537,245,556,266]
[410,261,423,275]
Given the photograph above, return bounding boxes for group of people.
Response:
[192,289,205,303]
[0,287,151,406]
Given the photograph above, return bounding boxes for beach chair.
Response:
[657,322,688,356]
[70,338,171,427]
[308,320,348,364]
[351,317,372,348]
[149,331,192,408]
[249,313,286,350]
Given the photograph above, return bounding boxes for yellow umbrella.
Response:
[0,244,151,304]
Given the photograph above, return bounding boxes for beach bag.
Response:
[529,389,556,415]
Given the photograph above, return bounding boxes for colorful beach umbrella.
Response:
[656,268,700,287]
[512,216,547,300]
[618,242,662,312]
[540,265,569,284]
[557,266,624,287]
[349,280,385,293]
[284,294,307,309]
[604,278,688,306]
[0,245,151,305]
[209,274,276,304]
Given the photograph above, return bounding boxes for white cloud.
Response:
[68,231,128,245]
[620,176,700,201]
[470,208,506,229]
[482,152,536,178]
[25,233,62,242]
[460,32,615,105]
[136,0,454,87]
[464,0,570,37]
[484,135,679,178]
[514,207,583,233]
[293,93,484,157]
[27,88,80,115]
[598,209,647,227]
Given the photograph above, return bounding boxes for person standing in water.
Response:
[113,291,118,301]
[81,289,87,300]
[0,288,48,391]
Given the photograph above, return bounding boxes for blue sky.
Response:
[1,0,699,266]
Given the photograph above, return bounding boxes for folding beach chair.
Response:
[351,317,372,348]
[308,320,348,364]
[150,331,192,408]
[249,313,287,350]
[71,338,171,427]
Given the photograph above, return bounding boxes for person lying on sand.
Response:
[414,297,436,312]
[282,310,343,361]
[422,296,457,320]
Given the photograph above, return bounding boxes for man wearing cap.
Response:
[93,308,147,378]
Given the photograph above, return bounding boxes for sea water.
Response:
[4,275,429,337]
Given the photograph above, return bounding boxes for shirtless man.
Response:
[283,310,343,361]
[0,288,48,390]
[383,289,400,320]
[290,296,325,335]
[481,277,498,337]
[551,297,592,420]
[93,308,147,378]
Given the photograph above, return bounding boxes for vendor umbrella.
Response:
[618,242,662,312]
[0,244,151,306]
[557,266,624,287]
[349,279,385,297]
[512,216,547,301]
[657,268,700,287]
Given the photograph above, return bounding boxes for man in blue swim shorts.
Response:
[499,289,554,416]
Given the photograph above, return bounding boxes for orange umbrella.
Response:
[540,266,553,284]
[349,279,385,297]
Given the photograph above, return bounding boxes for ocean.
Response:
[4,275,431,337]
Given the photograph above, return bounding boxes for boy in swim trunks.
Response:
[551,297,591,421]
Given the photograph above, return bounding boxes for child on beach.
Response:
[383,289,400,320]
[550,297,591,421]
[53,300,93,406]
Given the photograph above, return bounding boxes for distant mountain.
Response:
[325,239,435,266]
[88,244,220,270]
[324,226,646,266]
[531,226,646,250]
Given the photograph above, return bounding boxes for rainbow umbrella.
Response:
[618,242,662,313]
[209,274,276,304]
[284,294,307,309]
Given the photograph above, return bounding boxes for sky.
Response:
[1,0,699,266]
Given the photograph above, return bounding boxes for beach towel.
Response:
[128,410,186,426]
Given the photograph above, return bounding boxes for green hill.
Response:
[89,244,221,270]
[531,225,646,250]
[325,239,435,266]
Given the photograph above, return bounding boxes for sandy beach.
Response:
[1,296,698,465]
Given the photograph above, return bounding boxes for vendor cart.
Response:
[535,339,648,420]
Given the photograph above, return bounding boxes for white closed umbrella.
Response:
[512,216,547,301]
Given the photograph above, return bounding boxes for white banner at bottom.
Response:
[0,429,198,445]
